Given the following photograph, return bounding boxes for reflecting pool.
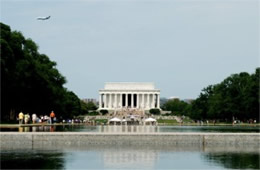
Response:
[1,125,259,133]
[1,146,259,169]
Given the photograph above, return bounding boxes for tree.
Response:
[149,108,161,115]
[100,109,108,115]
[189,85,214,120]
[189,68,259,122]
[85,101,98,111]
[162,98,190,116]
[1,22,82,122]
[80,100,88,115]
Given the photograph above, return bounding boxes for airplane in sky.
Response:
[37,16,51,20]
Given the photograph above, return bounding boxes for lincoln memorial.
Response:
[99,82,160,111]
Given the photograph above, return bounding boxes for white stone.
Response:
[99,82,160,110]
[104,82,155,90]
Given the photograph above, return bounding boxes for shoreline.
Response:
[1,132,259,150]
[1,123,260,128]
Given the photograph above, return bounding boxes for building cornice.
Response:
[99,89,160,94]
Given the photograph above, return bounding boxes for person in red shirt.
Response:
[50,111,55,124]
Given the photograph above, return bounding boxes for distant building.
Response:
[168,96,180,100]
[82,98,98,105]
[160,97,168,106]
[183,99,194,104]
[166,97,194,104]
[98,82,160,111]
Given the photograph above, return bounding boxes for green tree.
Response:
[162,98,190,116]
[1,22,82,122]
[85,101,98,111]
[189,85,214,120]
[100,109,108,115]
[80,100,88,115]
[149,108,161,115]
[189,68,259,122]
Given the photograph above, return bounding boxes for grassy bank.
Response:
[1,122,259,128]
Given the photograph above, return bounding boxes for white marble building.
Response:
[99,82,160,110]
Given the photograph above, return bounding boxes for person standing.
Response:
[32,113,37,124]
[24,113,30,124]
[40,115,44,123]
[50,111,55,124]
[18,112,24,125]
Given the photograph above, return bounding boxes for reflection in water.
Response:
[204,153,260,169]
[102,148,158,169]
[1,151,64,169]
[16,126,57,132]
[99,125,159,133]
[1,147,259,169]
[1,125,260,133]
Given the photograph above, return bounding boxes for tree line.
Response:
[162,68,259,122]
[1,22,258,123]
[1,22,85,122]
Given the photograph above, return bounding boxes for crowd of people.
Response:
[18,111,56,125]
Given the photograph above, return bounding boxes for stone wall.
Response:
[1,133,259,150]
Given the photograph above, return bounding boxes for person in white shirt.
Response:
[32,113,37,124]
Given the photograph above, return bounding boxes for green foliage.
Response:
[182,116,193,123]
[85,101,98,111]
[80,101,88,115]
[100,109,108,115]
[161,69,259,122]
[189,69,259,122]
[87,111,100,116]
[80,101,98,115]
[62,91,81,118]
[149,108,161,115]
[1,22,81,121]
[157,119,178,124]
[162,99,190,116]
[161,113,173,116]
[204,153,260,169]
[95,119,108,124]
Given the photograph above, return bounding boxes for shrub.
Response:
[149,108,161,115]
[87,111,99,116]
[100,109,108,115]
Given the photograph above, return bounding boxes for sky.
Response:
[1,0,259,99]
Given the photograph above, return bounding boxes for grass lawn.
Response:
[95,119,108,124]
[157,119,178,124]
[157,119,260,126]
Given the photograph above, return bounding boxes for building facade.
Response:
[82,98,98,105]
[99,82,160,110]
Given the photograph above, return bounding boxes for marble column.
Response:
[152,93,155,108]
[99,94,102,109]
[112,93,114,108]
[142,93,144,108]
[120,93,122,108]
[131,93,134,108]
[111,94,113,108]
[157,94,160,108]
[104,94,107,108]
[146,94,150,108]
[137,94,139,108]
[109,93,112,109]
[115,93,117,108]
[125,93,128,107]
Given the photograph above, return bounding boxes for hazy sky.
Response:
[1,0,259,99]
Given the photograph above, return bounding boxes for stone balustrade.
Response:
[1,132,259,150]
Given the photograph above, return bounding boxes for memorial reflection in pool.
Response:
[1,145,259,169]
[1,125,259,169]
[1,125,259,133]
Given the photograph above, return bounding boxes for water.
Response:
[1,146,259,169]
[0,125,260,169]
[1,125,259,169]
[1,125,259,133]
